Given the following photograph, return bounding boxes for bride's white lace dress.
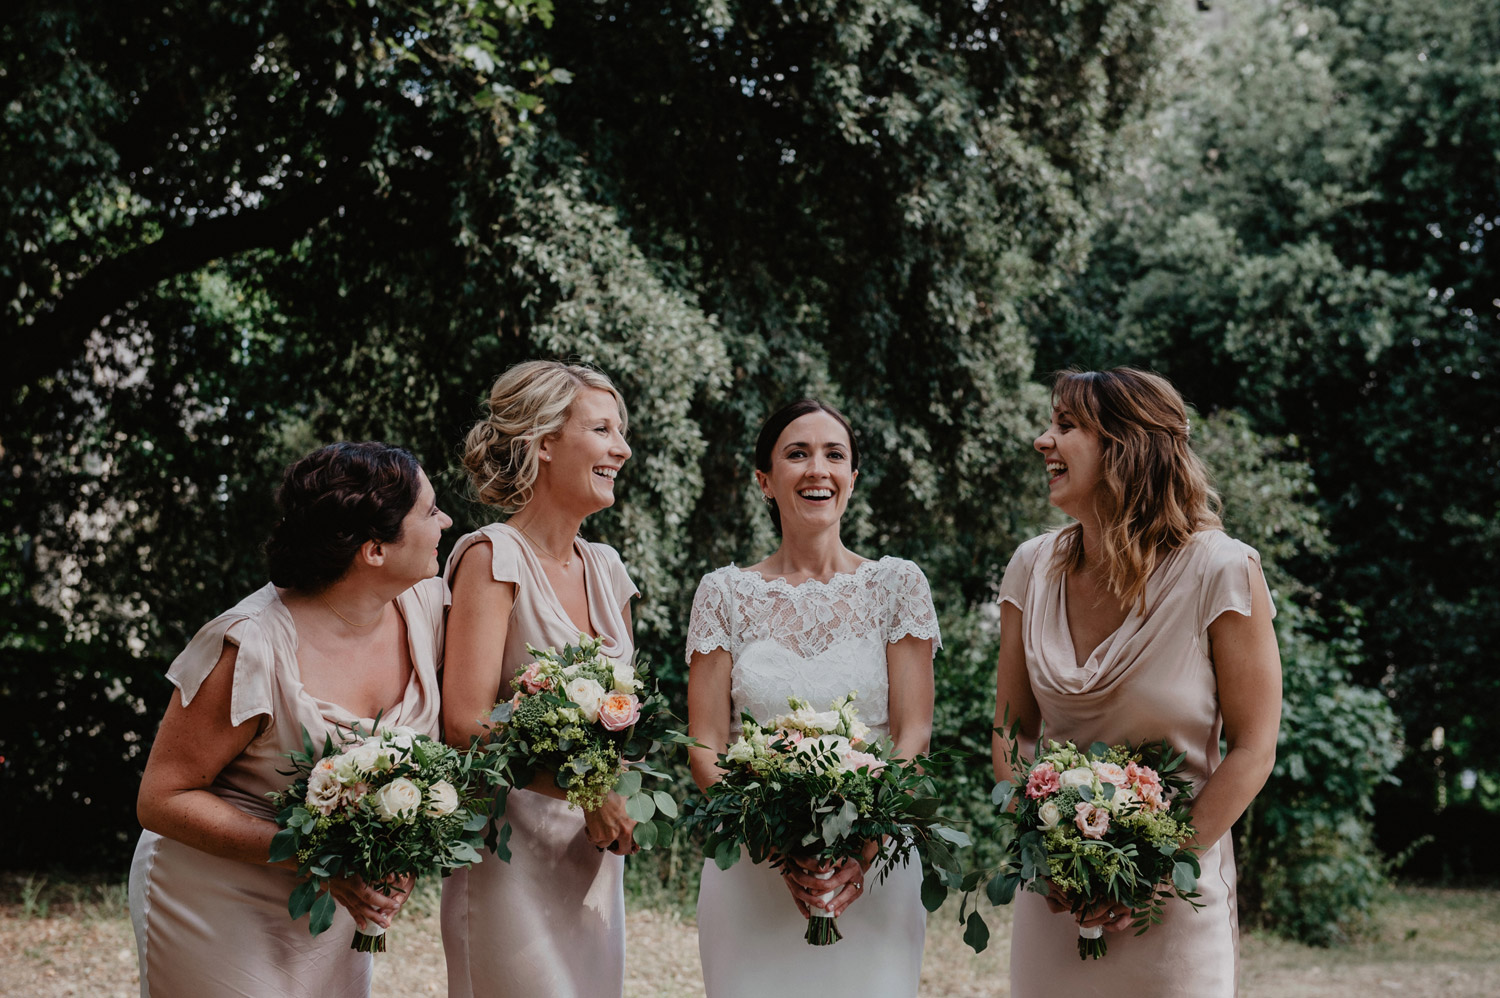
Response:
[686,557,942,998]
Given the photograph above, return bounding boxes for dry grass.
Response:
[4,874,1497,997]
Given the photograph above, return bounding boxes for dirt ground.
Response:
[4,877,1498,997]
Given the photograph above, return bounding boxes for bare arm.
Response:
[441,542,518,748]
[992,600,1041,784]
[137,643,278,864]
[136,643,404,927]
[686,647,732,792]
[443,541,637,852]
[1185,558,1283,851]
[886,633,935,762]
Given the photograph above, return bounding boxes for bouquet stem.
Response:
[1077,924,1107,960]
[352,924,387,953]
[804,869,842,946]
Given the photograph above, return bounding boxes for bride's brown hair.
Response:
[1050,368,1221,611]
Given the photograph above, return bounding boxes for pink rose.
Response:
[1074,801,1111,840]
[1026,762,1062,799]
[1091,761,1128,786]
[518,662,551,695]
[597,692,642,732]
[840,749,886,775]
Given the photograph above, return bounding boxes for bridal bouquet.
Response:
[476,635,689,855]
[963,721,1203,959]
[268,725,491,952]
[682,692,969,945]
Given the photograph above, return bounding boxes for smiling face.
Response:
[377,469,452,583]
[756,411,858,533]
[537,387,632,514]
[1034,406,1104,519]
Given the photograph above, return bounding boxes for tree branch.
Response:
[9,184,353,394]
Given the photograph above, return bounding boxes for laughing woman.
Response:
[686,399,941,998]
[129,442,451,998]
[995,368,1282,998]
[439,361,640,998]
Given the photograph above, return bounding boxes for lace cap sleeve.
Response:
[685,570,734,663]
[997,534,1049,612]
[165,602,279,728]
[884,559,942,649]
[1198,532,1277,632]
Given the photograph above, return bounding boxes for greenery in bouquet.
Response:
[961,716,1203,958]
[681,692,970,945]
[475,634,691,857]
[267,725,492,952]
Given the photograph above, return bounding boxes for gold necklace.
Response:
[514,523,575,567]
[318,593,383,628]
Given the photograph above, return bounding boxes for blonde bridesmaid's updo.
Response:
[462,360,628,512]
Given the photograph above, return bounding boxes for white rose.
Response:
[383,726,419,751]
[1109,785,1140,813]
[1038,800,1062,830]
[610,658,640,693]
[424,780,459,818]
[305,763,344,816]
[807,710,843,734]
[372,777,423,822]
[773,706,817,731]
[725,739,757,764]
[794,734,851,769]
[565,677,608,723]
[1059,767,1095,789]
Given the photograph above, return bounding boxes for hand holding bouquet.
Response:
[268,725,491,952]
[964,721,1203,959]
[682,692,969,945]
[476,635,689,855]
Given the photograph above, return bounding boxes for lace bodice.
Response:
[686,557,942,737]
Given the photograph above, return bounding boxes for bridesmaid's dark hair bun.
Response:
[265,442,422,592]
[753,398,860,534]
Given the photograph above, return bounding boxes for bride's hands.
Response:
[584,792,639,856]
[780,840,877,918]
[328,873,412,930]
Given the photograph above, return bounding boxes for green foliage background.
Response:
[3,0,1492,944]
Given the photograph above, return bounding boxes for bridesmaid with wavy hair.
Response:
[995,368,1282,997]
[440,360,640,998]
[129,442,452,997]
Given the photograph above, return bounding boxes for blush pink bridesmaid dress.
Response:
[998,529,1275,998]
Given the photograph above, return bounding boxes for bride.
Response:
[686,399,942,998]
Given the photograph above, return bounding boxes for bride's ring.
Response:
[1107,910,1119,921]
[854,882,863,891]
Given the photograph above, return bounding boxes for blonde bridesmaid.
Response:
[440,361,640,998]
[129,442,452,997]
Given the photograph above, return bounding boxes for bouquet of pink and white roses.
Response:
[682,692,969,946]
[962,721,1203,959]
[477,635,690,855]
[268,725,491,952]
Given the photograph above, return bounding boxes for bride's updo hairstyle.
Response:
[462,360,628,512]
[753,398,860,534]
[1050,368,1221,611]
[265,442,423,592]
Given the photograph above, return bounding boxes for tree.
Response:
[1030,0,1499,873]
[4,0,1184,867]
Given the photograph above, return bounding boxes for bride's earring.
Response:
[761,493,774,506]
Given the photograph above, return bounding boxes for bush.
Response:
[1234,604,1403,945]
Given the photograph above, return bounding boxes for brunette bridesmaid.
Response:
[440,361,640,998]
[129,442,451,997]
